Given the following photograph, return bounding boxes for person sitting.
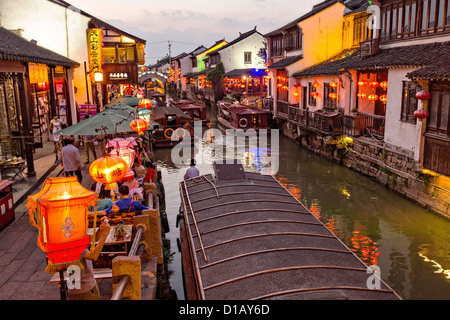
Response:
[143,161,155,184]
[122,171,140,191]
[105,185,148,214]
[94,184,113,212]
[184,159,200,180]
[133,158,147,180]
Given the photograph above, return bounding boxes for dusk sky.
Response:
[67,0,324,65]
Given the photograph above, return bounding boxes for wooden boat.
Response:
[218,102,270,132]
[170,100,209,124]
[152,106,195,148]
[178,162,401,300]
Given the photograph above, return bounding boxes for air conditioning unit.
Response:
[360,38,380,58]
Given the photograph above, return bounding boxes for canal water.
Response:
[154,105,450,300]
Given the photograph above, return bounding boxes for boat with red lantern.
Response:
[217,102,271,132]
[169,99,209,124]
[152,106,195,148]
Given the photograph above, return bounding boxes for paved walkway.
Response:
[0,141,111,300]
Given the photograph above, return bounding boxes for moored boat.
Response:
[152,106,195,148]
[218,102,270,132]
[170,100,209,124]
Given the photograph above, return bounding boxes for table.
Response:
[0,160,26,181]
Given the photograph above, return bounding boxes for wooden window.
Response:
[428,82,450,135]
[308,82,317,106]
[270,36,283,57]
[401,81,418,123]
[103,46,116,63]
[323,83,337,109]
[244,52,252,64]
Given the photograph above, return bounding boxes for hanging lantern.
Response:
[311,91,320,99]
[130,118,149,135]
[329,93,338,100]
[416,91,432,101]
[368,94,379,101]
[312,81,320,88]
[380,94,388,103]
[358,80,368,87]
[357,93,367,99]
[265,69,270,74]
[414,109,430,119]
[330,81,339,88]
[138,99,153,110]
[106,138,137,173]
[89,155,128,192]
[27,177,97,274]
[380,81,388,90]
[293,92,300,97]
[140,66,147,72]
[293,83,301,88]
[369,81,380,89]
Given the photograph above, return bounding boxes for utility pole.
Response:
[168,41,172,65]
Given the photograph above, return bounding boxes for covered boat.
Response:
[218,103,270,132]
[170,100,208,124]
[178,162,401,300]
[152,106,194,148]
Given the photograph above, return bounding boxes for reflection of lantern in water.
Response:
[350,231,380,266]
[27,177,97,274]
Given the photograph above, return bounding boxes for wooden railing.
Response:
[261,98,274,112]
[357,112,385,138]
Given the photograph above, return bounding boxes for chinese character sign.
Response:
[87,28,104,81]
[28,63,49,84]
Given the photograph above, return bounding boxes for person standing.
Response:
[184,159,200,180]
[59,138,82,183]
[49,116,62,153]
[83,114,97,164]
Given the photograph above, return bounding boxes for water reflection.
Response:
[155,104,450,300]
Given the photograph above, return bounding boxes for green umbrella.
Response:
[104,95,141,108]
[57,102,154,136]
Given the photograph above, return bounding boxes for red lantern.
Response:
[130,118,149,135]
[140,66,147,72]
[27,177,97,274]
[380,81,388,90]
[358,80,368,87]
[414,109,430,119]
[89,155,128,191]
[293,83,301,88]
[265,69,270,74]
[330,81,339,88]
[138,99,153,110]
[416,91,432,101]
[312,81,320,88]
[329,93,338,100]
[368,94,379,101]
[380,94,387,103]
[357,93,367,99]
[370,81,380,89]
[311,91,319,99]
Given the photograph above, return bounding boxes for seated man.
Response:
[105,185,148,214]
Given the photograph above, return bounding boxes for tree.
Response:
[207,62,225,102]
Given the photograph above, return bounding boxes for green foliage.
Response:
[206,62,225,101]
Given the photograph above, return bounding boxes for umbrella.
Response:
[56,103,154,136]
[104,95,141,108]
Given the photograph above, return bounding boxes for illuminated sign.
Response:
[110,73,129,80]
[87,28,103,81]
[28,63,48,84]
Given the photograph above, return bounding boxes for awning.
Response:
[224,68,268,78]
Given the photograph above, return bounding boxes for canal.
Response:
[154,105,450,300]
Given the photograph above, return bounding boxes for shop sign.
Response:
[79,104,97,122]
[28,63,48,84]
[110,73,129,81]
[87,28,103,81]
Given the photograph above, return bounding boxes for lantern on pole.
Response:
[138,99,153,110]
[27,177,97,274]
[130,118,149,136]
[89,155,128,199]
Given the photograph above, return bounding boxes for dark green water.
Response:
[154,106,450,300]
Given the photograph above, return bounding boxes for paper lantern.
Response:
[380,94,388,103]
[311,91,320,99]
[107,139,136,172]
[138,99,153,110]
[368,94,379,101]
[358,80,368,87]
[140,66,147,72]
[312,81,320,88]
[414,109,430,119]
[330,81,339,88]
[416,91,432,101]
[130,118,149,135]
[380,81,388,90]
[357,93,367,99]
[329,93,338,100]
[293,92,300,97]
[370,81,380,89]
[27,177,97,274]
[293,83,301,88]
[265,69,270,74]
[89,155,128,191]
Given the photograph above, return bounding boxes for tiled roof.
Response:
[215,28,262,52]
[0,27,79,67]
[292,49,359,77]
[407,59,450,80]
[345,41,450,70]
[265,0,344,37]
[224,68,268,77]
[268,55,303,69]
